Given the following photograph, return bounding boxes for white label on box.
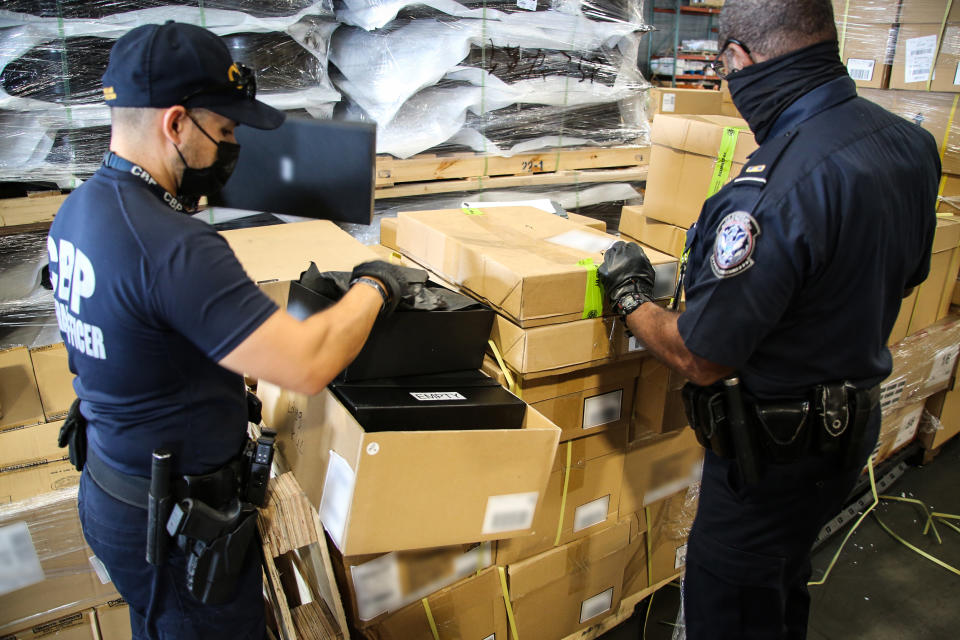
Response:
[582,389,623,429]
[546,230,616,254]
[643,458,704,507]
[628,335,647,352]
[351,552,402,620]
[955,61,960,85]
[410,391,467,401]
[318,450,356,551]
[846,58,875,82]
[927,345,960,390]
[483,635,496,640]
[0,521,44,596]
[905,35,937,83]
[516,0,537,10]
[481,492,538,535]
[879,376,907,414]
[453,541,494,578]
[579,587,614,623]
[573,494,611,533]
[893,405,925,451]
[675,543,689,570]
[662,93,677,113]
[462,199,556,214]
[89,555,112,585]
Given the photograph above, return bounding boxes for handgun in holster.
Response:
[57,398,88,472]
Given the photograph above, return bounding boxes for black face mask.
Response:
[726,40,849,144]
[174,115,240,208]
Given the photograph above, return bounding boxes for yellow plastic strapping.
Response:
[938,174,949,200]
[838,0,851,60]
[926,0,955,92]
[939,95,959,161]
[498,566,521,640]
[554,441,573,547]
[487,339,520,397]
[873,513,960,576]
[880,494,942,543]
[421,598,441,640]
[644,505,654,588]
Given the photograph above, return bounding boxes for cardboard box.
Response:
[0,482,119,632]
[646,488,698,587]
[833,0,902,24]
[259,384,560,555]
[620,429,703,516]
[29,343,75,422]
[939,174,960,214]
[221,219,378,284]
[631,359,688,442]
[620,510,648,599]
[0,459,80,505]
[0,420,67,473]
[647,88,723,120]
[394,206,678,327]
[619,206,689,258]
[891,23,960,93]
[859,89,960,173]
[839,23,896,89]
[507,521,630,640]
[359,567,507,640]
[889,288,919,345]
[882,316,960,415]
[888,401,926,453]
[644,115,758,229]
[94,598,131,640]
[482,357,644,406]
[488,313,645,378]
[899,0,960,24]
[923,386,960,448]
[2,610,98,640]
[332,542,494,627]
[0,347,44,432]
[496,428,627,565]
[907,218,960,334]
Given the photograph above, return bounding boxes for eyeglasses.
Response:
[710,39,751,80]
[180,62,257,104]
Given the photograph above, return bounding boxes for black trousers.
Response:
[684,411,880,640]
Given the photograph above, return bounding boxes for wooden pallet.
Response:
[259,472,350,640]
[0,191,66,235]
[560,572,683,640]
[375,146,650,189]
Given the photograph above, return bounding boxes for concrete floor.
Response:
[603,436,960,639]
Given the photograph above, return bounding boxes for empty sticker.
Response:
[580,587,614,623]
[318,450,356,551]
[546,230,616,254]
[482,492,538,535]
[573,495,611,533]
[0,522,44,596]
[846,58,875,82]
[410,392,467,402]
[582,389,623,429]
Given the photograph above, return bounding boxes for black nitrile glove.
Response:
[597,241,656,317]
[350,260,411,317]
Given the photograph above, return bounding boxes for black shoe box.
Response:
[286,281,495,382]
[329,370,527,432]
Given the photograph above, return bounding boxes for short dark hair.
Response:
[719,0,838,58]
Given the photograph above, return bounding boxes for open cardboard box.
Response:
[0,347,45,432]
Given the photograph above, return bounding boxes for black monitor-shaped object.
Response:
[210,117,376,225]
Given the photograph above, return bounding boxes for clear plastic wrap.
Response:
[1,1,332,20]
[882,315,960,416]
[831,0,901,25]
[0,232,57,345]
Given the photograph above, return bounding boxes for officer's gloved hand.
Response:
[350,261,409,317]
[597,241,656,318]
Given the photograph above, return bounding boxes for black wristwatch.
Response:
[350,276,390,308]
[616,292,645,317]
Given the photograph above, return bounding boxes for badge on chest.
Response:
[711,211,761,279]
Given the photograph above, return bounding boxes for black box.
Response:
[286,281,495,382]
[330,370,526,432]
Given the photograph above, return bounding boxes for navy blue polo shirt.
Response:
[47,160,278,477]
[678,77,939,399]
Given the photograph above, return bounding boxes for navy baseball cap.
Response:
[101,21,284,130]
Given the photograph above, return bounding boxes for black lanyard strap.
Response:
[102,152,187,213]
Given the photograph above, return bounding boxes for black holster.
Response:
[57,398,88,472]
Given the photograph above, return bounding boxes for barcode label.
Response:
[516,0,537,9]
[893,405,924,450]
[573,495,610,533]
[579,587,614,623]
[0,521,45,596]
[846,58,875,81]
[89,555,112,584]
[879,376,906,413]
[662,93,677,113]
[582,390,623,429]
[482,492,538,535]
[351,553,402,620]
[927,345,959,389]
[675,543,689,569]
[905,35,937,83]
[410,392,466,402]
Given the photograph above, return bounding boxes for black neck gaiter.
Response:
[727,40,849,143]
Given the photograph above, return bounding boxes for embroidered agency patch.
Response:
[710,211,761,278]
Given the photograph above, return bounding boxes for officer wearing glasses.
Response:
[49,22,410,639]
[599,1,938,638]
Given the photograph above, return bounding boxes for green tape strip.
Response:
[578,258,603,319]
[462,207,485,216]
[198,0,207,27]
[707,127,744,198]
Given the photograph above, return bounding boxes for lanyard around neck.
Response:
[102,152,187,213]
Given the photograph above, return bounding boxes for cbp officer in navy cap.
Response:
[48,22,410,639]
[598,1,938,638]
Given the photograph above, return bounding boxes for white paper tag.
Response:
[516,0,537,10]
[579,587,614,623]
[954,61,960,85]
[662,93,677,113]
[905,35,937,83]
[643,458,704,507]
[351,553,402,620]
[483,635,496,640]
[893,405,925,451]
[582,390,623,429]
[0,522,45,596]
[546,230,616,254]
[675,543,689,570]
[573,495,611,533]
[628,335,647,352]
[846,58,875,82]
[318,451,356,551]
[453,541,494,578]
[462,199,556,214]
[89,555,112,585]
[927,345,960,389]
[481,492,538,535]
[410,391,467,402]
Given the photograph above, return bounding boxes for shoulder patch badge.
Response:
[744,164,766,173]
[710,211,761,278]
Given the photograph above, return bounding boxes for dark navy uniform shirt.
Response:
[678,77,939,399]
[47,161,278,477]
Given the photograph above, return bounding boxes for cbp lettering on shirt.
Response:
[47,236,107,360]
